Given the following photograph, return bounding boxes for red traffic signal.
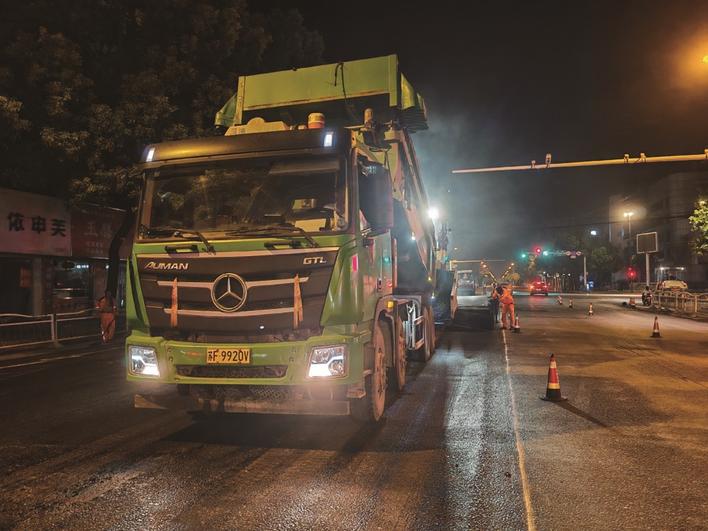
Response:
[534,247,542,254]
[627,267,636,279]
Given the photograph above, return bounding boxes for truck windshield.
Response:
[140,157,347,238]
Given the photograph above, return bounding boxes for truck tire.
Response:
[414,305,435,362]
[388,315,406,392]
[351,319,389,423]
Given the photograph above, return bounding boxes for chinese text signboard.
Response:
[71,206,125,259]
[0,188,71,256]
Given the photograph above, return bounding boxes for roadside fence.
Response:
[0,309,126,351]
[651,290,708,317]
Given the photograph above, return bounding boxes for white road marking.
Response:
[0,345,122,370]
[502,329,537,531]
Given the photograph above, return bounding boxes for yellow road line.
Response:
[502,329,537,531]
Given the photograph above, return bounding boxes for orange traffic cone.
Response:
[513,314,521,333]
[557,296,563,305]
[651,316,661,338]
[541,354,566,401]
[588,303,594,316]
[629,297,636,309]
[568,298,574,309]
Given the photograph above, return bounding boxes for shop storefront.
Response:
[0,188,130,316]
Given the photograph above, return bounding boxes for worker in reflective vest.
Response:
[499,283,515,330]
[97,290,117,343]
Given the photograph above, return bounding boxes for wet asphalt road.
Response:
[1,295,706,530]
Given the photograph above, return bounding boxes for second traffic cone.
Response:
[651,316,661,338]
[541,354,566,401]
[557,296,563,305]
[513,314,521,333]
[568,298,574,309]
[588,303,594,315]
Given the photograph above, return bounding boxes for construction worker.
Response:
[489,282,500,323]
[499,283,515,330]
[97,289,117,343]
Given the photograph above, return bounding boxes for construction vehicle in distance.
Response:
[126,55,445,422]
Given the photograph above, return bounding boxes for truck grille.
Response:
[176,365,287,379]
[190,384,297,402]
[136,247,338,339]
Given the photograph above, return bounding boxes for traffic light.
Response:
[534,247,542,255]
[542,250,549,256]
[627,267,637,280]
[521,252,527,259]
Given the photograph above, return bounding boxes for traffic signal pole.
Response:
[455,151,708,290]
[452,149,708,174]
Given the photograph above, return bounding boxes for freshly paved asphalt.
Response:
[0,294,706,530]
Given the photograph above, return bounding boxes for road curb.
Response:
[627,304,708,323]
[0,335,126,364]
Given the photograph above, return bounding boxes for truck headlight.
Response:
[129,345,160,377]
[308,345,347,378]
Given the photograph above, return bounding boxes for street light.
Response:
[623,211,635,238]
[428,206,440,221]
[590,229,598,236]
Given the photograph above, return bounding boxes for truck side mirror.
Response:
[359,164,393,231]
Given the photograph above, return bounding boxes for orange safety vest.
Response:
[97,297,116,314]
[500,286,514,305]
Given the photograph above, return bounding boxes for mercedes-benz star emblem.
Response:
[210,273,248,312]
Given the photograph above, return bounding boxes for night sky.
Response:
[261,0,708,259]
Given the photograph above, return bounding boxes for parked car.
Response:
[657,279,688,291]
[530,280,549,296]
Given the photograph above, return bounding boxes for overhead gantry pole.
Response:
[452,149,708,174]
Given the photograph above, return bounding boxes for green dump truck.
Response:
[127,55,442,422]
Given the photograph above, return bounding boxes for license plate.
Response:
[206,348,251,365]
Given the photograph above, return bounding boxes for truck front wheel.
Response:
[351,319,389,423]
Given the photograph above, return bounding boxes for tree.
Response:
[689,199,708,255]
[546,229,622,287]
[0,1,324,294]
[588,245,622,285]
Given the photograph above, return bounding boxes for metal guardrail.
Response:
[0,309,126,350]
[651,290,708,317]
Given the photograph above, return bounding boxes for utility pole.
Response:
[583,254,588,291]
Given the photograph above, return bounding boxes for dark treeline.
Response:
[0,0,324,292]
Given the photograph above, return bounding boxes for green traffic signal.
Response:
[521,252,527,259]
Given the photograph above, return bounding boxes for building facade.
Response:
[0,188,131,315]
[609,171,708,289]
